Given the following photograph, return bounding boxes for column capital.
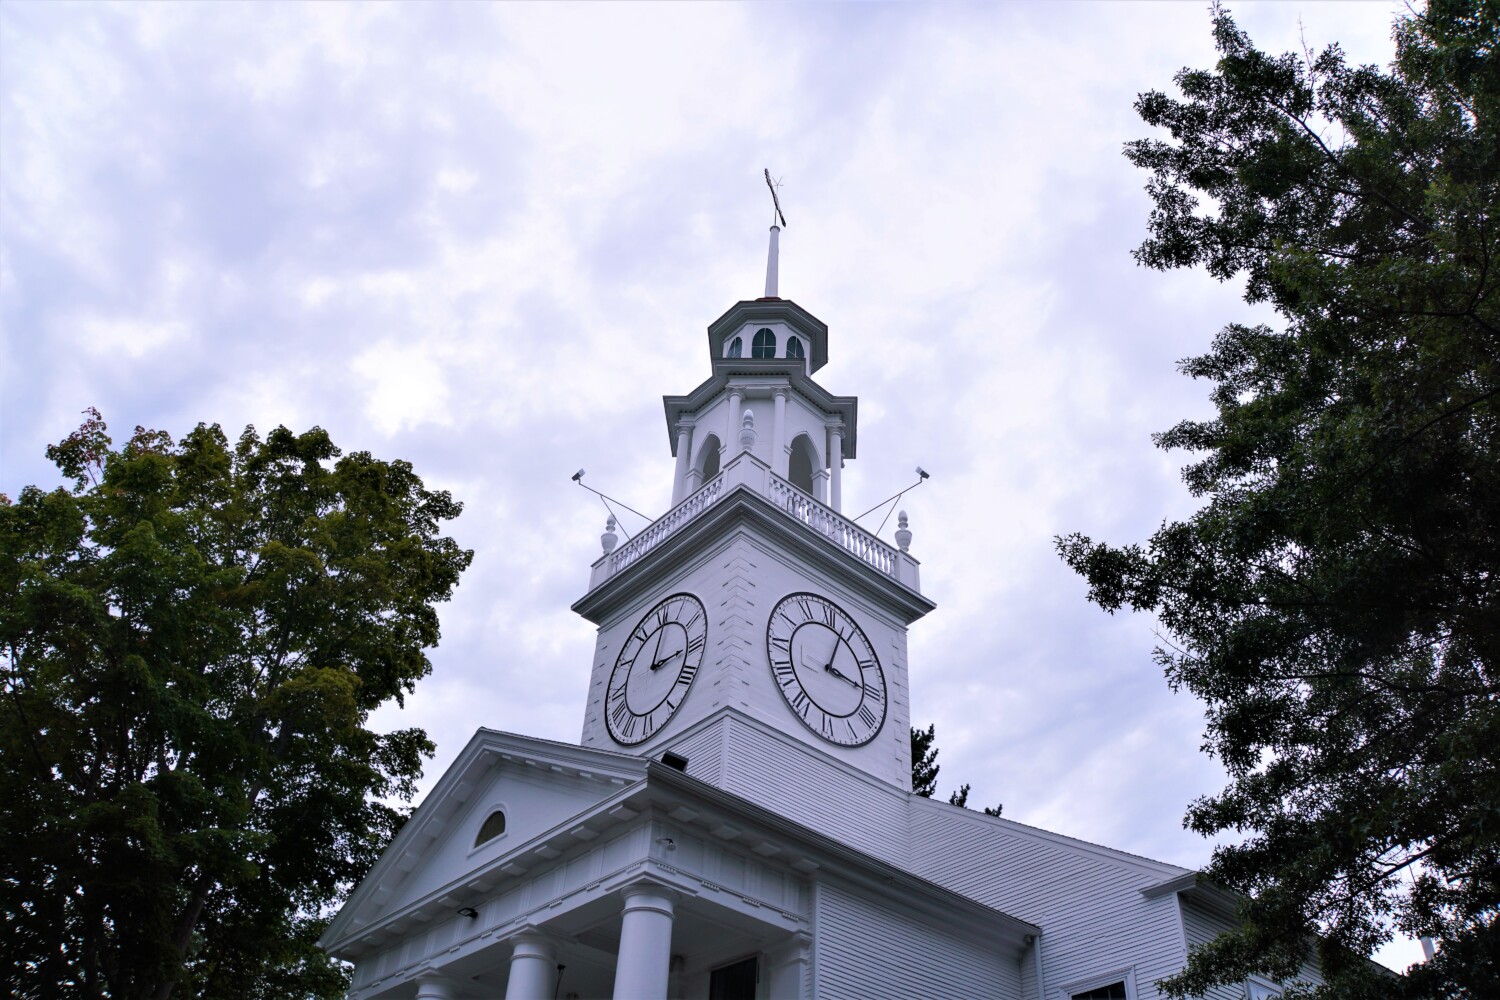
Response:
[768,930,812,965]
[675,416,696,431]
[509,929,557,961]
[772,385,790,400]
[414,973,462,1000]
[619,881,679,914]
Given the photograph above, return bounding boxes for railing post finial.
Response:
[601,515,618,554]
[895,511,912,553]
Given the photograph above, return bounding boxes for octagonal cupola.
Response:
[707,297,829,376]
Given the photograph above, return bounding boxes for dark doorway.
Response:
[709,955,758,1000]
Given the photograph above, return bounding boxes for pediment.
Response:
[323,731,646,949]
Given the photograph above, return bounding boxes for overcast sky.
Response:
[2,0,1421,971]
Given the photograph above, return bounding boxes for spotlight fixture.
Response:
[916,466,930,480]
[571,469,586,482]
[457,906,479,920]
[655,837,677,850]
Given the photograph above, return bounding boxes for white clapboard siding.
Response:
[910,798,1189,1000]
[1181,894,1326,995]
[661,714,729,785]
[813,881,1024,999]
[718,715,911,867]
[1179,895,1245,1000]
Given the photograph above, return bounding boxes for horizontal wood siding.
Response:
[814,881,1022,999]
[910,800,1188,1000]
[1181,895,1325,993]
[1179,896,1241,1000]
[661,715,727,786]
[720,717,909,867]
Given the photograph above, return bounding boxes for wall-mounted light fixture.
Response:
[457,906,479,920]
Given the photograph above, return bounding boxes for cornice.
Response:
[662,368,858,458]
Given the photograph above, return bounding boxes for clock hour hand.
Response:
[824,662,861,687]
[650,647,681,671]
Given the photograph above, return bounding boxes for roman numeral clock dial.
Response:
[767,593,887,747]
[606,593,708,746]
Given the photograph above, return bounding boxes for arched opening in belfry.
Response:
[751,328,776,359]
[697,434,722,481]
[788,434,818,495]
[726,336,743,358]
[786,335,805,360]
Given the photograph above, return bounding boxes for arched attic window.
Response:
[726,336,743,358]
[475,810,506,846]
[788,434,819,495]
[751,328,776,359]
[697,433,722,481]
[786,336,805,360]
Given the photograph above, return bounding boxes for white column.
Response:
[772,388,788,478]
[827,426,844,512]
[612,884,676,1000]
[505,932,557,1000]
[726,389,743,456]
[415,975,456,1000]
[671,421,693,506]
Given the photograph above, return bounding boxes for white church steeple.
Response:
[573,215,931,791]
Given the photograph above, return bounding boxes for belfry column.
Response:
[828,425,844,512]
[772,388,788,478]
[504,932,557,1000]
[671,420,693,505]
[726,388,743,457]
[612,884,676,1000]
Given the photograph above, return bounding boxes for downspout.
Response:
[1032,933,1046,1000]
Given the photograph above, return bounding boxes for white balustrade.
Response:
[609,473,726,573]
[766,474,897,576]
[591,456,915,590]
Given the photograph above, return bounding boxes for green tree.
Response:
[0,411,473,999]
[911,724,1001,815]
[911,724,941,797]
[1058,2,1498,997]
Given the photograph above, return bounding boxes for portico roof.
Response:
[320,729,1036,964]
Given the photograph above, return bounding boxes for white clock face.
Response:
[606,594,707,745]
[766,593,887,747]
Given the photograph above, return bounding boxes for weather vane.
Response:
[764,168,787,228]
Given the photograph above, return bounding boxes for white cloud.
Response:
[351,339,451,436]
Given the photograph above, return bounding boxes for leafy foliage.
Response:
[1058,3,1498,997]
[1,412,473,999]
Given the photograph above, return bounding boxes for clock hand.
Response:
[647,628,666,670]
[821,638,861,687]
[824,662,861,687]
[650,647,681,671]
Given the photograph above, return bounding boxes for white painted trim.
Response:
[1055,965,1138,1000]
[1245,975,1282,999]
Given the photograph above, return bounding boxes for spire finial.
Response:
[763,169,786,299]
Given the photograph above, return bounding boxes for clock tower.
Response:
[572,226,933,790]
